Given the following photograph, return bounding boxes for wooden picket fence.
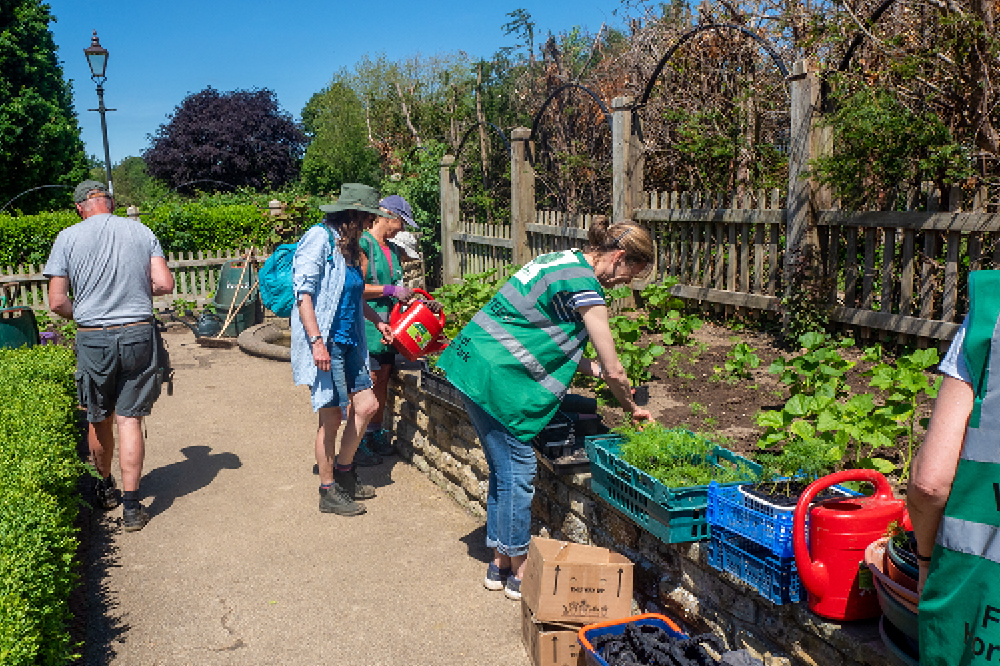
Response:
[0,248,267,313]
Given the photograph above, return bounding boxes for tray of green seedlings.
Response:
[585,424,760,543]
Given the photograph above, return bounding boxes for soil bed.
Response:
[592,320,932,481]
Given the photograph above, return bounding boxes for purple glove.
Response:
[383,285,415,302]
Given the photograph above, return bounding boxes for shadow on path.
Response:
[460,524,492,564]
[77,512,126,666]
[141,446,242,518]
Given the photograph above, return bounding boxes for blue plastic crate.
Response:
[585,434,759,544]
[708,525,802,605]
[578,614,688,666]
[707,481,860,559]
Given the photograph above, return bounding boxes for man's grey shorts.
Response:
[75,322,161,422]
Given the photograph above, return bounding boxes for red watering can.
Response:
[389,288,449,361]
[792,469,906,621]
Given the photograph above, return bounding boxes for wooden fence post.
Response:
[440,155,461,284]
[510,127,534,267]
[612,96,643,223]
[783,59,825,333]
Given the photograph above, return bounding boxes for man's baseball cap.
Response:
[74,180,109,203]
[379,194,417,228]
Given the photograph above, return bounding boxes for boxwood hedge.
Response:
[0,345,84,666]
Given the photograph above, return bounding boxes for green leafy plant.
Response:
[690,402,706,416]
[715,342,761,383]
[864,346,942,481]
[171,297,197,315]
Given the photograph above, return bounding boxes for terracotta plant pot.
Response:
[865,537,920,606]
[883,547,919,594]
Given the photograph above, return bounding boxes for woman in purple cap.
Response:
[356,195,439,458]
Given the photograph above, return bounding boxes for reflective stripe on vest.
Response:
[471,310,569,398]
[498,281,589,361]
[938,516,1000,566]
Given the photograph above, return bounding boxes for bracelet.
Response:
[915,551,932,563]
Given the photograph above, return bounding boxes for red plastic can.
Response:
[792,469,906,621]
[389,288,449,361]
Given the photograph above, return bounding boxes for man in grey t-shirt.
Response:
[44,180,174,532]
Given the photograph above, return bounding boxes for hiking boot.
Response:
[333,465,377,500]
[353,439,383,467]
[365,429,395,457]
[121,504,150,532]
[95,475,120,510]
[319,485,366,516]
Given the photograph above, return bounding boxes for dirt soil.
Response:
[594,321,917,462]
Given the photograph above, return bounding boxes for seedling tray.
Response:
[585,434,760,544]
[578,613,688,666]
[533,411,607,475]
[419,368,464,409]
[707,480,859,559]
[708,525,802,605]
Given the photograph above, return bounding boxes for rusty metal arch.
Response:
[0,184,74,215]
[528,83,613,144]
[638,23,790,107]
[838,0,896,72]
[453,121,512,165]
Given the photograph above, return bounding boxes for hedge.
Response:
[0,191,324,268]
[0,345,83,666]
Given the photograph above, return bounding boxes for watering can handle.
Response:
[792,469,894,601]
[389,288,446,328]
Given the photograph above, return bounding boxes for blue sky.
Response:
[46,0,626,166]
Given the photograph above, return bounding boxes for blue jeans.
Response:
[313,341,373,411]
[462,394,537,557]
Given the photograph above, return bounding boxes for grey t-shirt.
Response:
[43,213,165,327]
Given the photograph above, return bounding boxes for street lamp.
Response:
[84,30,115,196]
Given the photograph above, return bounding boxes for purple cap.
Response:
[379,194,417,228]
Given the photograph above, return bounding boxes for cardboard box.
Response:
[521,599,584,666]
[521,536,634,624]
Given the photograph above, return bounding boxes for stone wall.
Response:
[387,368,892,666]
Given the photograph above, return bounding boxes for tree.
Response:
[0,0,88,213]
[89,156,168,208]
[300,79,381,195]
[143,87,306,190]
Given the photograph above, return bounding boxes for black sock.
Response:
[122,490,140,510]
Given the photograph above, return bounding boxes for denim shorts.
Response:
[369,352,396,371]
[75,322,161,422]
[314,341,374,411]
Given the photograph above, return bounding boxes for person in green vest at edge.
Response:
[356,195,443,461]
[436,216,655,600]
[909,270,1000,665]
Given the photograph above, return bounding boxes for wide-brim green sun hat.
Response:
[319,183,395,218]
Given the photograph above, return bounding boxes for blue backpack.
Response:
[259,225,336,318]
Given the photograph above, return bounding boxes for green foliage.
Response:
[715,342,761,383]
[0,0,89,214]
[863,346,941,481]
[810,84,973,210]
[106,156,168,209]
[615,423,755,487]
[757,331,940,481]
[431,267,511,340]
[642,279,703,345]
[0,345,82,665]
[381,141,449,284]
[0,210,78,266]
[300,80,382,195]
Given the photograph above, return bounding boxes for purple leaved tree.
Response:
[143,87,306,190]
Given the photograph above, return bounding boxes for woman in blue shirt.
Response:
[291,184,395,517]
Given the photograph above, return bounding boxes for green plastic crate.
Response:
[585,433,760,544]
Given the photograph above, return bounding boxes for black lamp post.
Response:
[84,30,115,195]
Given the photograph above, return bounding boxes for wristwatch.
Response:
[309,334,323,345]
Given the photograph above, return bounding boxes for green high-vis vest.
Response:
[360,231,404,355]
[437,250,603,441]
[920,270,1000,666]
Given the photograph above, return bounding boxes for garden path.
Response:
[80,325,524,666]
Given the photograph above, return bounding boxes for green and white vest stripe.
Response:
[437,250,604,441]
[360,231,403,355]
[920,270,1000,666]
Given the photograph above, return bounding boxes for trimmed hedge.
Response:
[0,345,83,666]
[0,191,323,268]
